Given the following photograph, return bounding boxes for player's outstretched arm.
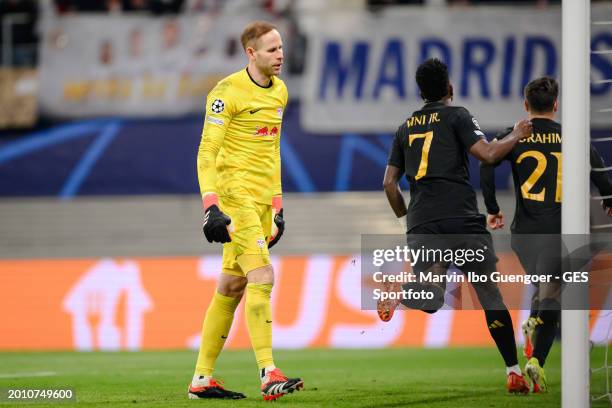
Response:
[590,144,612,216]
[470,119,532,164]
[383,165,408,232]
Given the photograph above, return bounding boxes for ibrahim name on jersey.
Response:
[387,102,485,231]
[481,118,612,234]
[481,119,561,234]
[197,68,288,205]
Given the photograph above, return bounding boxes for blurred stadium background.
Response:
[0,0,611,406]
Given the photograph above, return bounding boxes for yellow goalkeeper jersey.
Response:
[197,68,288,205]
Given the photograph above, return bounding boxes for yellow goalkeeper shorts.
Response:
[219,194,273,277]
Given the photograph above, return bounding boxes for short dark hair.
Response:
[524,76,558,113]
[415,58,450,102]
[240,21,277,50]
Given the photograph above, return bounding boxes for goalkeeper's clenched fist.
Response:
[202,194,232,243]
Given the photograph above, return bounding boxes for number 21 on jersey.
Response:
[516,150,562,202]
[409,131,434,180]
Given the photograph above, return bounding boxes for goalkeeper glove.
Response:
[268,196,285,248]
[202,194,232,243]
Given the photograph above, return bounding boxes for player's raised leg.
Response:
[376,278,446,321]
[189,273,247,399]
[377,279,402,322]
[377,260,448,322]
[243,261,304,401]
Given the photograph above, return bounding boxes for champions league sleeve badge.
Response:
[211,99,225,114]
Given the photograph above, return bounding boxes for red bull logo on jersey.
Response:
[254,126,269,136]
[254,126,279,137]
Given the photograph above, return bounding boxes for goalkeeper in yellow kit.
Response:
[188,21,303,401]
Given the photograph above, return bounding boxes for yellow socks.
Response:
[195,283,275,376]
[195,291,240,376]
[245,283,274,370]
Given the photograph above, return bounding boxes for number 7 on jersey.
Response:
[409,131,434,180]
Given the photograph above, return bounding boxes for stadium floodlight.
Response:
[561,1,590,407]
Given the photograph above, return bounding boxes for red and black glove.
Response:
[268,196,285,249]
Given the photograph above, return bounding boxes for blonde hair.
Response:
[240,21,277,50]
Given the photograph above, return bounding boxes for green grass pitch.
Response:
[0,346,608,407]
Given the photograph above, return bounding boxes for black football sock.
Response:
[532,298,560,367]
[485,309,519,367]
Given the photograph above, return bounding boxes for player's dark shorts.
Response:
[511,234,564,281]
[407,215,498,276]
